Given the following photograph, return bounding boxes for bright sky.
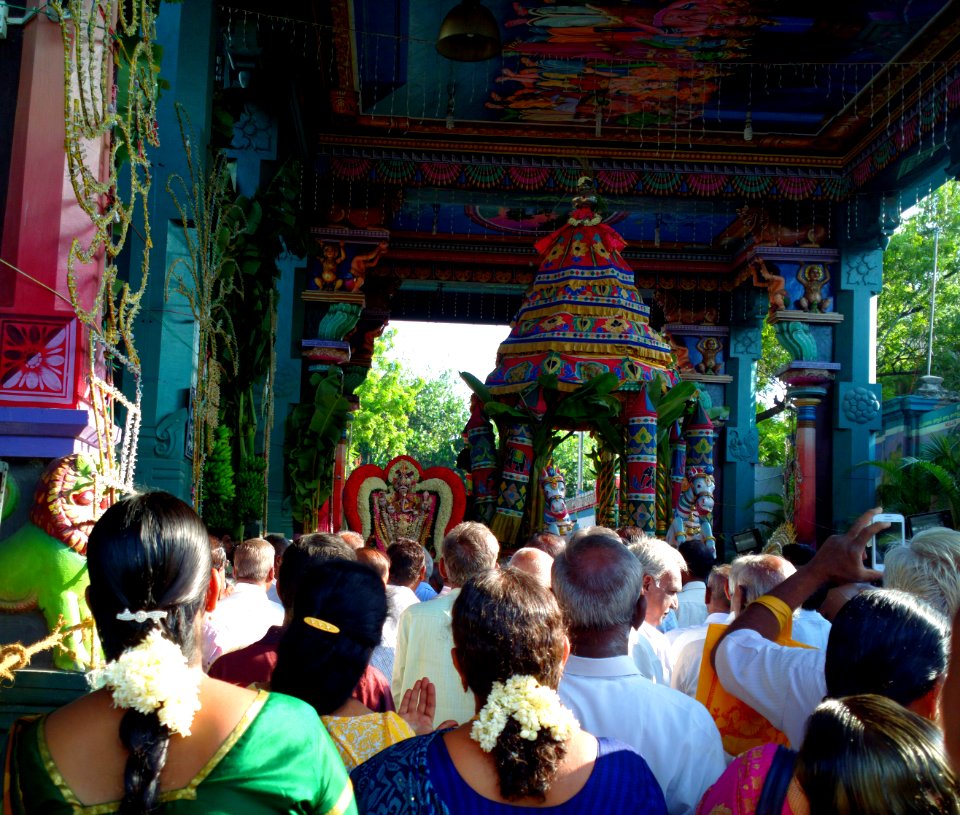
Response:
[386,320,510,395]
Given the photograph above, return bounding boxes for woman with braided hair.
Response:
[4,491,355,815]
[350,567,667,813]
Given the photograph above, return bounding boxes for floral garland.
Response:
[470,675,579,752]
[87,628,202,737]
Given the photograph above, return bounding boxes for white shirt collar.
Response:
[564,653,641,678]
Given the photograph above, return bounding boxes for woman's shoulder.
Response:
[351,729,439,777]
[590,737,668,812]
[349,731,447,814]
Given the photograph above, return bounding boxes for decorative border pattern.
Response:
[329,155,849,201]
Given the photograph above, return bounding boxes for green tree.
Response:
[350,329,422,465]
[550,432,597,495]
[878,182,960,397]
[406,371,470,469]
[756,320,791,466]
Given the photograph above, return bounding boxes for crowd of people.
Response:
[5,491,960,814]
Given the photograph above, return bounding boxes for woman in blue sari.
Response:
[351,568,667,814]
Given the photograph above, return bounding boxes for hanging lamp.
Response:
[436,0,501,62]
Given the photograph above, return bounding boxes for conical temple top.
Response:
[485,178,678,394]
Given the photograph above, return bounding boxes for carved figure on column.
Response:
[315,241,346,289]
[695,337,724,375]
[338,241,388,293]
[667,403,716,555]
[795,264,831,312]
[751,257,786,314]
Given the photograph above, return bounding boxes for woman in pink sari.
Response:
[698,694,960,815]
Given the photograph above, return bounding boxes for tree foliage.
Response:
[550,432,597,494]
[350,329,471,470]
[407,372,470,470]
[756,320,792,467]
[879,182,960,397]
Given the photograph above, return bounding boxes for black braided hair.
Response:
[86,492,211,815]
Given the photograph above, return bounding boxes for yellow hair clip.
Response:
[304,617,340,634]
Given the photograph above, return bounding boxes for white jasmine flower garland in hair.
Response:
[470,675,579,752]
[87,628,202,736]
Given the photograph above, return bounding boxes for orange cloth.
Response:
[695,623,812,755]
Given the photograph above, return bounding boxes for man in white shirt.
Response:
[554,529,726,815]
[626,535,685,684]
[675,539,716,628]
[669,564,731,696]
[672,555,793,697]
[711,510,950,746]
[371,539,423,679]
[202,537,284,669]
[393,521,499,726]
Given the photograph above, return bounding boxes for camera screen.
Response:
[874,520,905,566]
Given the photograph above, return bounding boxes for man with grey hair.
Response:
[392,521,499,725]
[628,536,687,684]
[202,537,284,670]
[670,556,796,698]
[554,529,725,815]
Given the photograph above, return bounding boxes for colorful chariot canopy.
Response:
[485,179,679,395]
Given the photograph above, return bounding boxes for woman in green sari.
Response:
[4,491,355,815]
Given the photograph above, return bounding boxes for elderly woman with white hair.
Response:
[884,526,960,620]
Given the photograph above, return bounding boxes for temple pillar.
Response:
[778,363,839,544]
[832,228,886,527]
[623,389,658,534]
[721,325,762,540]
[595,446,617,528]
[0,13,102,455]
[126,2,217,497]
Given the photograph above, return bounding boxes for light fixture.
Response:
[436,0,501,62]
[743,111,753,142]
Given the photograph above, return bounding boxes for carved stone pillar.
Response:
[778,363,839,544]
[833,214,887,526]
[722,325,762,541]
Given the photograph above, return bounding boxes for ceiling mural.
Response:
[348,0,955,155]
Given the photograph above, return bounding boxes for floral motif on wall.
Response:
[0,317,77,405]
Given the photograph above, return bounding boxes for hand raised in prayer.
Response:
[398,677,437,736]
[808,506,885,586]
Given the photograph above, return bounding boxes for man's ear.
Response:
[631,593,647,629]
[641,573,654,594]
[439,558,448,581]
[419,564,427,582]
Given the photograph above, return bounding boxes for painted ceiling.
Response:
[348,0,954,154]
[218,0,960,285]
